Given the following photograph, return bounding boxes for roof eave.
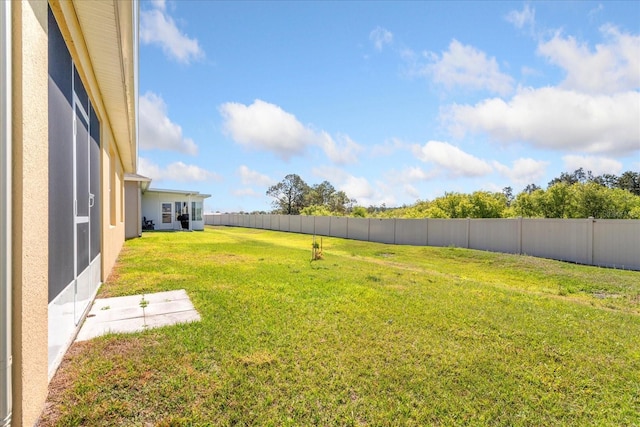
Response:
[51,0,137,173]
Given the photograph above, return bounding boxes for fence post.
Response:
[367,218,371,242]
[587,217,594,266]
[393,218,397,244]
[424,218,428,246]
[466,218,471,249]
[518,216,523,255]
[426,218,430,246]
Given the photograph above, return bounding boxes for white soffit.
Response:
[68,1,137,173]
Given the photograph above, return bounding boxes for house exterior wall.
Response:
[102,142,126,279]
[8,1,137,425]
[11,2,50,425]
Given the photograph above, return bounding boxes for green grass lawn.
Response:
[41,226,640,426]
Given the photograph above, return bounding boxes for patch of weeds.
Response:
[367,275,382,283]
[140,298,149,308]
[100,306,110,311]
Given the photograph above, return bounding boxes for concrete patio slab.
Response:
[76,289,200,341]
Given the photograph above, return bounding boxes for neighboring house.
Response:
[1,1,139,425]
[141,189,211,232]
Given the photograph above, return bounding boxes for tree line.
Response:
[266,174,356,216]
[264,169,640,219]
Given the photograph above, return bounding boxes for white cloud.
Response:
[370,27,393,51]
[342,175,375,200]
[237,165,274,187]
[140,2,204,64]
[422,40,514,95]
[562,155,623,176]
[150,0,166,11]
[232,188,261,197]
[537,25,640,94]
[139,157,219,183]
[386,166,439,184]
[404,184,420,200]
[138,157,162,180]
[312,165,347,182]
[312,166,394,207]
[444,87,640,155]
[317,132,364,164]
[371,138,409,157]
[588,4,604,20]
[492,158,549,185]
[219,100,314,159]
[219,99,362,163]
[505,4,535,32]
[414,140,493,177]
[403,166,437,182]
[520,66,542,79]
[139,92,198,155]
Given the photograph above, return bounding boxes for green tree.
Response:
[512,189,544,217]
[523,183,541,194]
[306,181,336,206]
[469,191,507,218]
[608,188,640,219]
[351,206,367,217]
[548,168,587,187]
[542,183,574,218]
[328,190,352,215]
[266,174,310,215]
[300,205,332,216]
[573,182,608,218]
[502,186,514,207]
[617,171,640,196]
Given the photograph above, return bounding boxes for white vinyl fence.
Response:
[204,214,640,271]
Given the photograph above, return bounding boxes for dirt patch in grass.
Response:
[38,342,91,426]
[38,336,160,427]
[203,252,253,265]
[237,350,278,367]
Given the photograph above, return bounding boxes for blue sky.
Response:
[138,0,640,213]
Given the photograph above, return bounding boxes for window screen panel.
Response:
[48,6,74,302]
[89,105,101,260]
[75,110,89,217]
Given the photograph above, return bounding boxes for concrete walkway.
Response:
[76,289,200,341]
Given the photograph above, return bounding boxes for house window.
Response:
[175,201,183,221]
[192,201,202,221]
[162,203,172,223]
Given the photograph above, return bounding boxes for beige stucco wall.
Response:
[12,1,49,426]
[101,134,126,281]
[9,1,134,424]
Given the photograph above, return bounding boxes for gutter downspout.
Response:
[1,0,13,425]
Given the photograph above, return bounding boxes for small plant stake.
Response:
[311,235,323,261]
